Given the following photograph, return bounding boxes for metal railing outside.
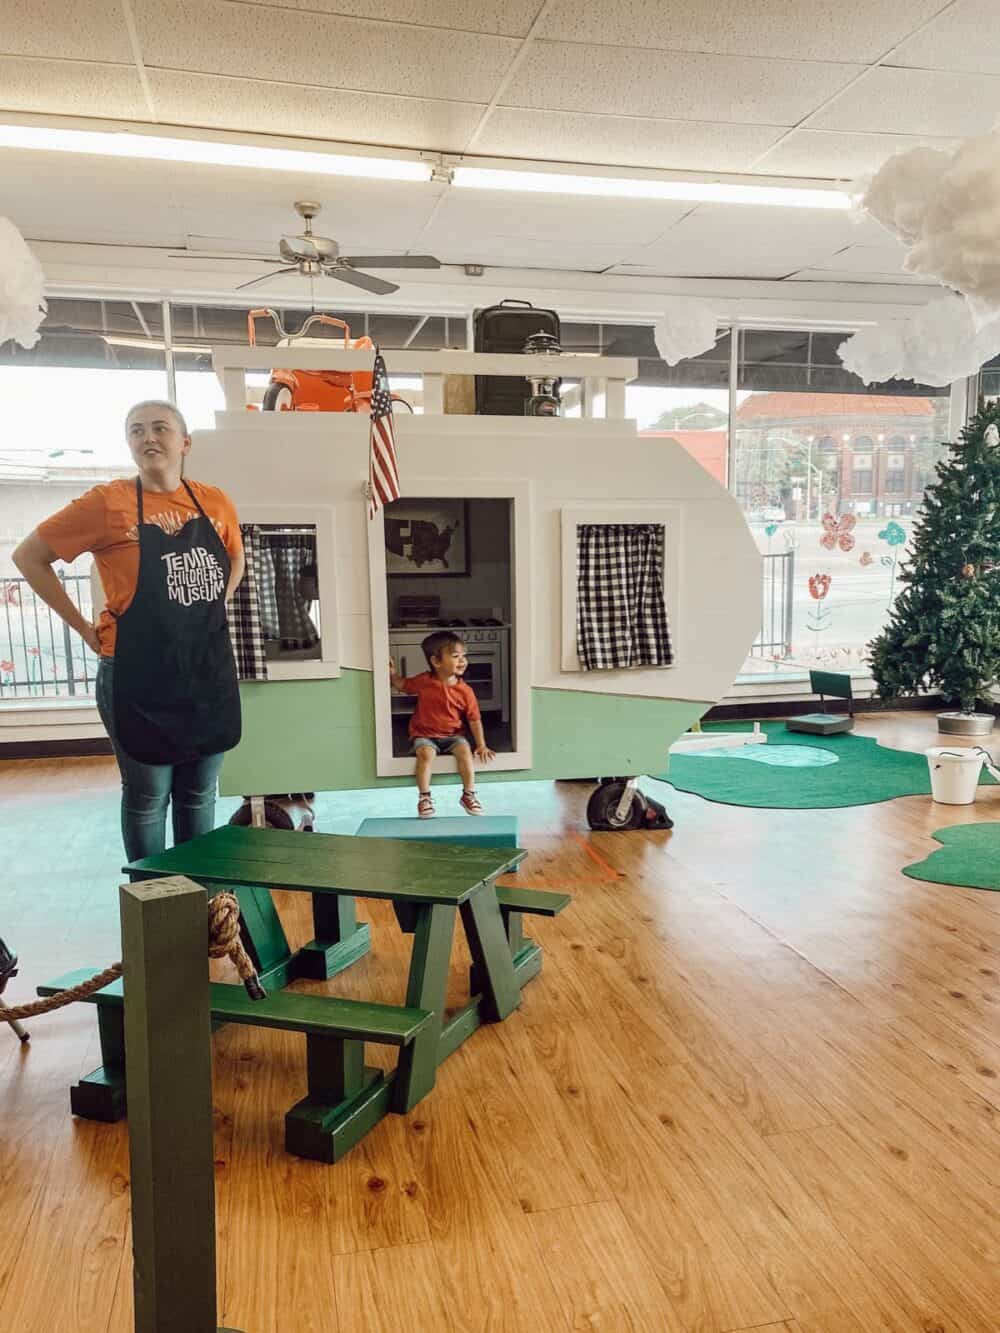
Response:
[751,550,795,658]
[0,573,98,699]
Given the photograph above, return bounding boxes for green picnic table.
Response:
[107,825,566,1160]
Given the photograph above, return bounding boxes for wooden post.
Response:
[120,876,245,1333]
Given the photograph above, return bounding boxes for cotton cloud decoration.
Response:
[0,217,46,350]
[838,130,1000,386]
[858,130,1000,320]
[654,299,719,366]
[839,293,1000,388]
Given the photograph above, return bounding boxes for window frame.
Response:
[236,502,340,682]
[559,504,683,673]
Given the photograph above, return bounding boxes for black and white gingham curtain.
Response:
[228,524,268,681]
[266,534,319,651]
[576,523,673,670]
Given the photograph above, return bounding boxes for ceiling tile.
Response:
[1,149,186,244]
[432,234,631,269]
[473,108,785,172]
[133,0,517,103]
[807,242,911,274]
[502,41,862,124]
[427,191,687,248]
[536,0,946,64]
[2,148,442,254]
[170,173,445,253]
[0,1,134,63]
[0,57,148,120]
[810,66,1000,136]
[791,268,930,283]
[892,0,1000,76]
[752,128,963,179]
[616,205,867,277]
[149,70,483,152]
[245,0,539,38]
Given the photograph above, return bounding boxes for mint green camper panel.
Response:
[220,670,705,795]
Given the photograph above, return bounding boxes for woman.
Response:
[13,400,245,860]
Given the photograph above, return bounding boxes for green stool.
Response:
[355,815,519,850]
[786,669,855,736]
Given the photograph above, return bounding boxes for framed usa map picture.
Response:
[384,498,470,576]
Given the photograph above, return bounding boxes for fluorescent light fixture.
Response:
[0,124,432,181]
[452,166,851,210]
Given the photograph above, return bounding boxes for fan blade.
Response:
[327,267,398,296]
[169,252,283,263]
[341,255,441,269]
[234,266,300,291]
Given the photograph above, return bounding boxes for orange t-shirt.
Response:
[401,672,481,739]
[37,478,242,657]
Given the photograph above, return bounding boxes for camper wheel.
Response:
[229,794,316,831]
[586,778,645,831]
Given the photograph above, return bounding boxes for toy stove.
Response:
[388,598,509,718]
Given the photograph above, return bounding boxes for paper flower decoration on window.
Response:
[0,660,14,675]
[820,512,856,552]
[859,551,873,567]
[878,520,906,547]
[808,573,832,600]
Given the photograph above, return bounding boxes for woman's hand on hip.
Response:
[80,623,101,655]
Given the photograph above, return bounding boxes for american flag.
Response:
[367,348,400,519]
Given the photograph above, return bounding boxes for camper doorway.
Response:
[368,481,533,779]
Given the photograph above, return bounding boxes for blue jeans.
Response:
[96,659,225,862]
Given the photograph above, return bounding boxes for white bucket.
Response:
[925,747,985,804]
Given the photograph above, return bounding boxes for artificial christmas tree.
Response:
[869,401,1000,733]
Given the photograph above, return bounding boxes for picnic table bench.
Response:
[40,826,569,1162]
[39,967,435,1163]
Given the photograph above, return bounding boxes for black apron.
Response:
[111,478,242,765]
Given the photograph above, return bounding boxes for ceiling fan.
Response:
[174,200,441,295]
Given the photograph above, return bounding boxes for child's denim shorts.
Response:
[411,735,469,755]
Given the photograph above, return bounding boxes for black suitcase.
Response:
[474,299,561,415]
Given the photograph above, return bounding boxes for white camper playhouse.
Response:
[193,317,762,829]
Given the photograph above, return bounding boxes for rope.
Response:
[0,890,265,1023]
[206,891,265,999]
[0,962,124,1022]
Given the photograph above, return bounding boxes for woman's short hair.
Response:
[125,400,190,437]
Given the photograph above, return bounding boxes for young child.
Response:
[389,630,495,817]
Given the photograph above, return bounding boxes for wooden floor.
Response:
[3,712,1000,1332]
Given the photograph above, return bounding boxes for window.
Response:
[885,452,907,493]
[608,326,732,485]
[560,505,681,672]
[1,297,167,698]
[733,328,951,679]
[983,352,1000,403]
[851,440,874,495]
[232,506,340,681]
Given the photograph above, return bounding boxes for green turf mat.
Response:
[903,823,1000,891]
[659,722,996,810]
